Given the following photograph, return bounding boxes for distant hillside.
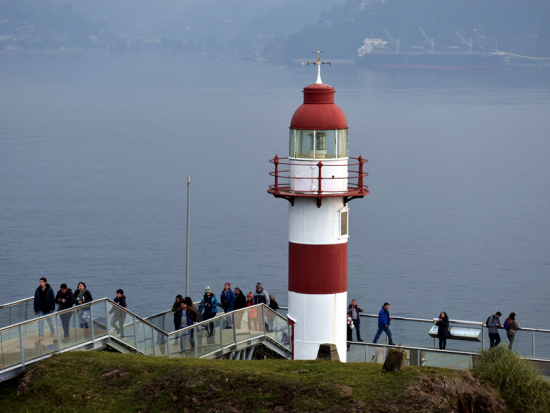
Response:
[263,0,550,59]
[0,0,116,50]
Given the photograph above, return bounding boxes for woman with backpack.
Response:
[504,313,520,350]
[435,312,450,350]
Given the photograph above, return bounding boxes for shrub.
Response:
[471,345,550,413]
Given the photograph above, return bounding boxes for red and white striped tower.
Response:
[268,53,369,361]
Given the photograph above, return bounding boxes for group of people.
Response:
[34,278,522,353]
[347,301,522,352]
[33,277,127,342]
[169,281,281,352]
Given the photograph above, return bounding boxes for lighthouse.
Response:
[268,52,369,361]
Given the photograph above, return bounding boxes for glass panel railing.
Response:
[90,302,108,340]
[74,305,93,344]
[534,331,550,360]
[194,318,222,358]
[154,327,169,357]
[0,326,23,370]
[0,300,32,328]
[421,349,473,370]
[57,311,78,350]
[20,317,58,363]
[220,313,236,348]
[264,307,291,349]
[135,320,154,355]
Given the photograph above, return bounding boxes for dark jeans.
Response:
[350,321,361,340]
[203,312,215,337]
[373,326,394,344]
[489,332,501,348]
[439,338,446,350]
[180,329,195,351]
[60,312,72,338]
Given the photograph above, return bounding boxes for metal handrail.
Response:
[359,313,550,333]
[166,304,285,337]
[0,298,168,336]
[349,341,479,356]
[0,296,34,309]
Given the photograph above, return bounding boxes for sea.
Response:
[1,53,549,329]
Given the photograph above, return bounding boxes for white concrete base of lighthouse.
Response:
[288,291,348,362]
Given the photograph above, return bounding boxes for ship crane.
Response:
[455,31,472,53]
[419,26,434,52]
[383,26,400,52]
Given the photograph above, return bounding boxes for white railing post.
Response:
[151,326,156,356]
[194,327,199,358]
[532,330,535,357]
[19,325,25,366]
[232,313,237,345]
[167,334,171,357]
[89,306,95,345]
[105,301,111,339]
[133,318,138,349]
[55,315,61,352]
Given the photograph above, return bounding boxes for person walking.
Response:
[74,282,93,329]
[253,282,270,306]
[372,303,395,345]
[253,282,270,329]
[55,283,74,343]
[487,311,502,348]
[347,300,364,341]
[504,312,520,350]
[108,289,128,336]
[246,292,259,331]
[34,277,56,341]
[436,312,450,350]
[233,288,246,329]
[200,287,218,338]
[171,295,184,334]
[267,294,279,332]
[174,301,198,352]
[220,282,236,329]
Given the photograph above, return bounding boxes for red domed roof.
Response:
[290,83,348,130]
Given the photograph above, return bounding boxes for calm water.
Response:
[1,53,549,329]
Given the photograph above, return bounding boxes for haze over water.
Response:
[1,54,549,329]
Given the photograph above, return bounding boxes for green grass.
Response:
[471,345,550,413]
[0,351,491,412]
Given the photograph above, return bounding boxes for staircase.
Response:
[0,297,291,382]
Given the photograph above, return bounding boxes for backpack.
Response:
[486,316,493,327]
[504,319,511,331]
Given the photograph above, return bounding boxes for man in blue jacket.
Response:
[372,302,395,345]
[34,277,56,340]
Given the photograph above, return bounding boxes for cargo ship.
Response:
[354,37,504,69]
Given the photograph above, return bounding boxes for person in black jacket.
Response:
[171,295,184,337]
[108,289,128,336]
[347,300,364,341]
[34,277,56,340]
[233,288,247,329]
[436,312,450,350]
[267,294,279,332]
[74,282,93,328]
[55,284,75,342]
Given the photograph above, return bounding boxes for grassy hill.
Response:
[0,351,505,412]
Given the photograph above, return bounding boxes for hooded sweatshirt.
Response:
[253,287,270,306]
[34,283,55,313]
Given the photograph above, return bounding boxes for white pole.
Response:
[186,174,190,297]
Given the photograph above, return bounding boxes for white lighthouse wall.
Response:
[288,291,348,362]
[289,159,348,193]
[289,197,348,245]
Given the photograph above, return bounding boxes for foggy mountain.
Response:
[264,0,550,59]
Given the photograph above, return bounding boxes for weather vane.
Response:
[307,51,331,84]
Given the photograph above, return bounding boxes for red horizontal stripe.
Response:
[288,242,347,294]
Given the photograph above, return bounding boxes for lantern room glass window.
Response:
[290,129,348,159]
[337,129,348,158]
[296,130,315,158]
